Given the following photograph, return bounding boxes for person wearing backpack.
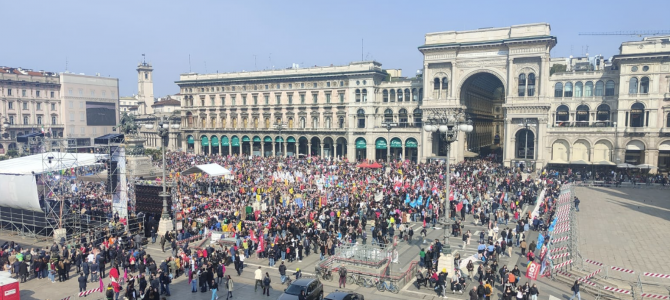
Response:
[467,260,475,281]
[278,261,287,284]
[476,281,486,300]
[338,266,347,288]
[484,280,493,300]
[262,272,271,297]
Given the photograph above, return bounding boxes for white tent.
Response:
[181,163,231,177]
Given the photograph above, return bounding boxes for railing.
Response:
[552,121,614,128]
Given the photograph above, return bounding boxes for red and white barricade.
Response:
[643,272,670,279]
[79,287,102,297]
[582,269,601,281]
[552,252,570,259]
[603,286,631,294]
[551,236,569,244]
[610,266,635,274]
[554,226,570,234]
[641,293,670,299]
[552,259,572,269]
[584,259,603,266]
[553,246,568,252]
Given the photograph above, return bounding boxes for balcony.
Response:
[6,123,65,129]
[548,121,616,133]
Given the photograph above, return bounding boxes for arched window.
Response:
[527,73,536,96]
[413,109,423,127]
[575,82,583,97]
[390,89,396,102]
[338,117,344,129]
[605,80,615,96]
[362,89,367,102]
[265,118,270,128]
[355,89,361,102]
[630,102,645,127]
[554,82,563,98]
[564,82,573,97]
[556,105,569,126]
[640,77,650,94]
[585,81,593,97]
[399,109,408,127]
[357,109,366,128]
[595,80,604,96]
[596,104,611,125]
[288,117,293,129]
[404,89,410,102]
[433,78,440,90]
[312,117,318,128]
[441,77,448,92]
[299,117,306,129]
[667,113,670,127]
[382,90,388,102]
[412,88,418,101]
[629,77,639,94]
[384,108,393,123]
[325,117,331,129]
[397,89,403,102]
[518,73,526,97]
[576,105,589,126]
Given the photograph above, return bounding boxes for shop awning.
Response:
[221,136,230,146]
[242,136,250,142]
[211,136,219,146]
[390,138,402,148]
[569,160,591,165]
[405,138,418,148]
[231,136,240,146]
[355,138,367,149]
[375,138,387,149]
[264,136,272,142]
[187,135,194,144]
[275,136,284,142]
[201,136,209,146]
[253,136,262,142]
[287,137,296,143]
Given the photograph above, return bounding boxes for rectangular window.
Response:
[23,116,28,125]
[50,91,55,98]
[101,91,106,97]
[300,94,305,104]
[288,95,293,104]
[68,89,73,96]
[264,95,269,105]
[288,83,292,89]
[79,102,84,109]
[301,83,305,88]
[276,95,281,104]
[36,91,40,97]
[8,116,14,124]
[339,93,344,103]
[51,103,56,111]
[211,98,215,106]
[7,89,11,96]
[326,94,331,104]
[312,94,318,104]
[78,89,83,96]
[92,127,97,134]
[80,112,85,121]
[253,96,258,105]
[69,113,74,122]
[265,85,269,90]
[36,103,41,110]
[111,91,115,97]
[23,102,28,110]
[22,90,26,97]
[80,127,85,134]
[242,95,247,105]
[231,96,236,106]
[51,116,56,125]
[69,101,74,108]
[8,102,13,110]
[327,82,331,87]
[91,90,95,97]
[37,116,42,125]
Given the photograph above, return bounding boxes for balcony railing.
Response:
[552,121,613,128]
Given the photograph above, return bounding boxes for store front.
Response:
[658,141,670,173]
[390,138,402,160]
[231,136,240,155]
[201,136,209,155]
[187,135,194,153]
[405,138,418,162]
[287,136,296,157]
[242,136,251,155]
[221,136,230,156]
[263,136,273,157]
[375,137,387,161]
[625,140,645,165]
[211,136,219,155]
[355,137,367,161]
[252,136,262,156]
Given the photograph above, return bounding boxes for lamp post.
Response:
[423,110,473,250]
[274,121,288,156]
[381,121,398,162]
[144,115,180,235]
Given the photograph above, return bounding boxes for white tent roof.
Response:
[181,163,231,177]
[0,152,104,175]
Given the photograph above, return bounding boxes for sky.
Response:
[3,0,670,97]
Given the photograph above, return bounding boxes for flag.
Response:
[424,195,429,208]
[456,202,463,212]
[257,236,264,253]
[499,192,505,205]
[99,277,103,292]
[504,193,509,203]
[398,169,403,175]
[405,194,410,205]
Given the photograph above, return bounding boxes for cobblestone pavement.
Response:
[574,186,670,275]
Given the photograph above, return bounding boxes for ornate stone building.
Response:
[169,23,670,172]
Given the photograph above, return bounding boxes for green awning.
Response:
[406,138,418,148]
[287,137,296,143]
[187,135,194,144]
[355,138,367,149]
[275,136,284,142]
[375,138,387,149]
[231,136,240,146]
[201,136,209,146]
[221,136,230,146]
[390,138,402,148]
[211,136,219,146]
[264,136,272,142]
[253,136,261,142]
[242,136,250,142]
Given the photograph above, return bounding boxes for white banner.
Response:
[111,147,129,218]
[0,174,41,211]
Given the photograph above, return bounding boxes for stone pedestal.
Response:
[158,217,173,237]
[124,136,161,178]
[53,228,67,244]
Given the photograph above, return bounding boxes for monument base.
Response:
[126,155,161,178]
[53,228,67,244]
[158,217,174,237]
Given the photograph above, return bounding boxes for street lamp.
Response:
[273,120,288,157]
[144,115,180,236]
[423,110,473,250]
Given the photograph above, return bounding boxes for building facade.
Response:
[0,67,62,154]
[60,73,120,148]
[163,23,670,172]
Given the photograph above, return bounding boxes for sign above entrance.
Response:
[231,136,240,146]
[287,137,296,143]
[390,138,402,148]
[375,139,387,149]
[264,136,272,142]
[253,136,261,142]
[242,136,250,142]
[355,138,367,149]
[211,136,219,146]
[187,135,194,144]
[201,136,209,146]
[405,138,418,148]
[221,136,230,146]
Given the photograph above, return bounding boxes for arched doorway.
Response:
[625,140,645,164]
[593,140,613,162]
[323,137,334,158]
[241,135,251,155]
[551,140,570,163]
[252,136,262,156]
[275,136,284,157]
[458,72,505,156]
[286,136,296,156]
[515,129,535,160]
[231,136,240,155]
[210,135,219,155]
[201,135,209,155]
[310,137,321,156]
[375,137,387,161]
[355,137,367,161]
[405,138,418,162]
[335,137,347,158]
[298,137,308,157]
[658,141,670,172]
[186,135,194,152]
[263,136,273,157]
[221,136,230,156]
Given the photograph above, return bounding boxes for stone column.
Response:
[272,142,276,156]
[283,142,287,157]
[320,143,324,158]
[209,141,212,154]
[307,141,311,156]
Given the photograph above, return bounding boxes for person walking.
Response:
[338,266,347,288]
[529,283,539,300]
[78,273,87,296]
[262,272,271,297]
[210,280,218,300]
[574,197,581,212]
[568,281,581,300]
[254,266,263,292]
[225,275,234,298]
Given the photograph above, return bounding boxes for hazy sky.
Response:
[3,0,669,97]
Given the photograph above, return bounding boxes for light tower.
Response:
[137,55,154,115]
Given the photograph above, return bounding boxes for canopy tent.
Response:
[464,150,479,158]
[635,164,657,169]
[617,163,636,169]
[569,160,591,165]
[180,163,231,177]
[592,161,616,166]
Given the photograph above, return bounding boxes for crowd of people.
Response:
[0,151,568,300]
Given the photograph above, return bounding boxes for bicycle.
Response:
[374,278,399,294]
[315,267,333,281]
[284,276,293,286]
[348,273,372,288]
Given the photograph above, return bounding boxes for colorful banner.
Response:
[526,261,540,280]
